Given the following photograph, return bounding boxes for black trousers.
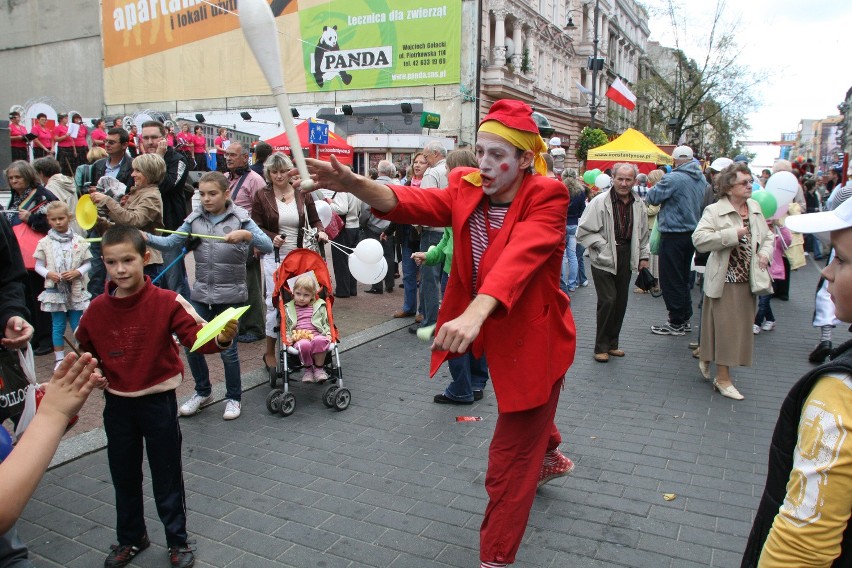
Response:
[25,270,51,350]
[104,390,188,547]
[331,226,359,297]
[364,227,395,291]
[659,232,695,325]
[591,244,632,353]
[10,147,28,162]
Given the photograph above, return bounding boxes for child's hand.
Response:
[40,353,100,421]
[411,252,426,266]
[47,271,61,283]
[224,229,252,243]
[217,319,238,344]
[60,270,81,281]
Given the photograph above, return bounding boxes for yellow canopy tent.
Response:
[586,128,673,174]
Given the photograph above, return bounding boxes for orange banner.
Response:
[101,0,297,67]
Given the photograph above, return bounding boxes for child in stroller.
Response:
[285,273,331,383]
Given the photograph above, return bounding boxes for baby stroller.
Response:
[266,248,350,417]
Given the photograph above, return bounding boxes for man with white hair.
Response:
[362,160,396,294]
[647,145,706,336]
[411,141,448,334]
[578,163,650,362]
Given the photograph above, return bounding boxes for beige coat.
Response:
[577,189,650,275]
[692,197,775,299]
[102,184,165,264]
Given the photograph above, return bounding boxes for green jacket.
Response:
[423,227,453,274]
[284,298,330,337]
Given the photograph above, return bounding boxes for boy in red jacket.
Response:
[76,225,237,568]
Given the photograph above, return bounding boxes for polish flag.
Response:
[606,78,636,111]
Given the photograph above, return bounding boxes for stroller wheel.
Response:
[266,389,284,413]
[323,385,338,408]
[279,393,296,417]
[333,388,351,411]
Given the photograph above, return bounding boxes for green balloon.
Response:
[591,169,602,177]
[751,190,777,219]
[583,170,596,184]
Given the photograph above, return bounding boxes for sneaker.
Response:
[650,322,685,336]
[761,320,776,331]
[313,368,328,383]
[753,324,761,335]
[168,543,195,568]
[104,534,150,567]
[683,321,692,332]
[538,448,575,488]
[580,280,589,287]
[301,366,315,383]
[223,399,241,420]
[179,394,212,416]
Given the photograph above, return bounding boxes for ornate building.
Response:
[478,0,649,168]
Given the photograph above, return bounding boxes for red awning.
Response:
[264,122,354,166]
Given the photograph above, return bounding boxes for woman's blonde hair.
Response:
[87,146,108,163]
[131,153,167,185]
[646,169,664,187]
[263,152,294,183]
[293,273,318,296]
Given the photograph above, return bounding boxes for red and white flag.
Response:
[606,78,636,111]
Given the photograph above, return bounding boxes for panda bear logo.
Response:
[313,25,353,88]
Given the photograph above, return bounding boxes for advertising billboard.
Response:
[101,0,461,105]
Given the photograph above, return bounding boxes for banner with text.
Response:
[101,0,460,105]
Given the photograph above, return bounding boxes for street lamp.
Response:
[588,0,601,128]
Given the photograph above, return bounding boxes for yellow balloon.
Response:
[75,194,98,230]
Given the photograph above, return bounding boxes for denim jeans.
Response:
[399,226,419,314]
[185,301,242,401]
[50,310,83,348]
[418,230,444,327]
[755,294,774,325]
[159,246,191,298]
[444,353,489,402]
[560,224,578,293]
[576,241,587,285]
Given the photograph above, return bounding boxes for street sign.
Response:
[308,121,329,145]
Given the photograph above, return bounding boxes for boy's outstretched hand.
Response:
[217,320,238,345]
[224,229,253,244]
[41,353,102,423]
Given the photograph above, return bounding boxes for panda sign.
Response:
[311,25,392,88]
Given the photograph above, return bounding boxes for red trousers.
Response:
[480,377,563,564]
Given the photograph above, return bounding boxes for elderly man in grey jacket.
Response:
[647,146,706,336]
[578,163,650,362]
[361,160,397,294]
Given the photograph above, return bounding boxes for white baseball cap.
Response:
[709,157,733,172]
[672,146,694,160]
[549,137,562,147]
[786,195,852,234]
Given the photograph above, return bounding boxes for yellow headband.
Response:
[478,121,548,177]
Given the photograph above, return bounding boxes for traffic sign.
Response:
[308,121,329,145]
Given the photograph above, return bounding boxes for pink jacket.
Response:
[770,225,792,281]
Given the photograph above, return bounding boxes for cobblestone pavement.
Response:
[19,258,831,567]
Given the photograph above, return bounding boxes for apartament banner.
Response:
[101,0,460,105]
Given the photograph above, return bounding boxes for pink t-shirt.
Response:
[214,136,227,155]
[10,123,27,148]
[31,124,53,151]
[295,305,319,334]
[177,131,193,151]
[90,127,107,146]
[54,124,74,148]
[193,134,207,154]
[74,124,88,147]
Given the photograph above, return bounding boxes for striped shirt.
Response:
[611,189,634,245]
[470,201,510,292]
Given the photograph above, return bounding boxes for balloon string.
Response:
[328,241,353,255]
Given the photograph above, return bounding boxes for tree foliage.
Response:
[635,0,763,157]
[575,127,609,162]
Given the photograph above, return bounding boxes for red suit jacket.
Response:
[381,167,576,412]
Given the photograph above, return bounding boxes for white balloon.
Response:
[354,238,384,264]
[314,200,333,227]
[765,171,798,209]
[348,255,387,285]
[594,173,612,189]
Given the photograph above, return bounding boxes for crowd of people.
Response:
[4,99,852,567]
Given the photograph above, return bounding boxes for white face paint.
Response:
[474,132,526,199]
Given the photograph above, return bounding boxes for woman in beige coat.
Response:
[692,162,774,400]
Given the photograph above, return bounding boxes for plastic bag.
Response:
[649,219,661,255]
